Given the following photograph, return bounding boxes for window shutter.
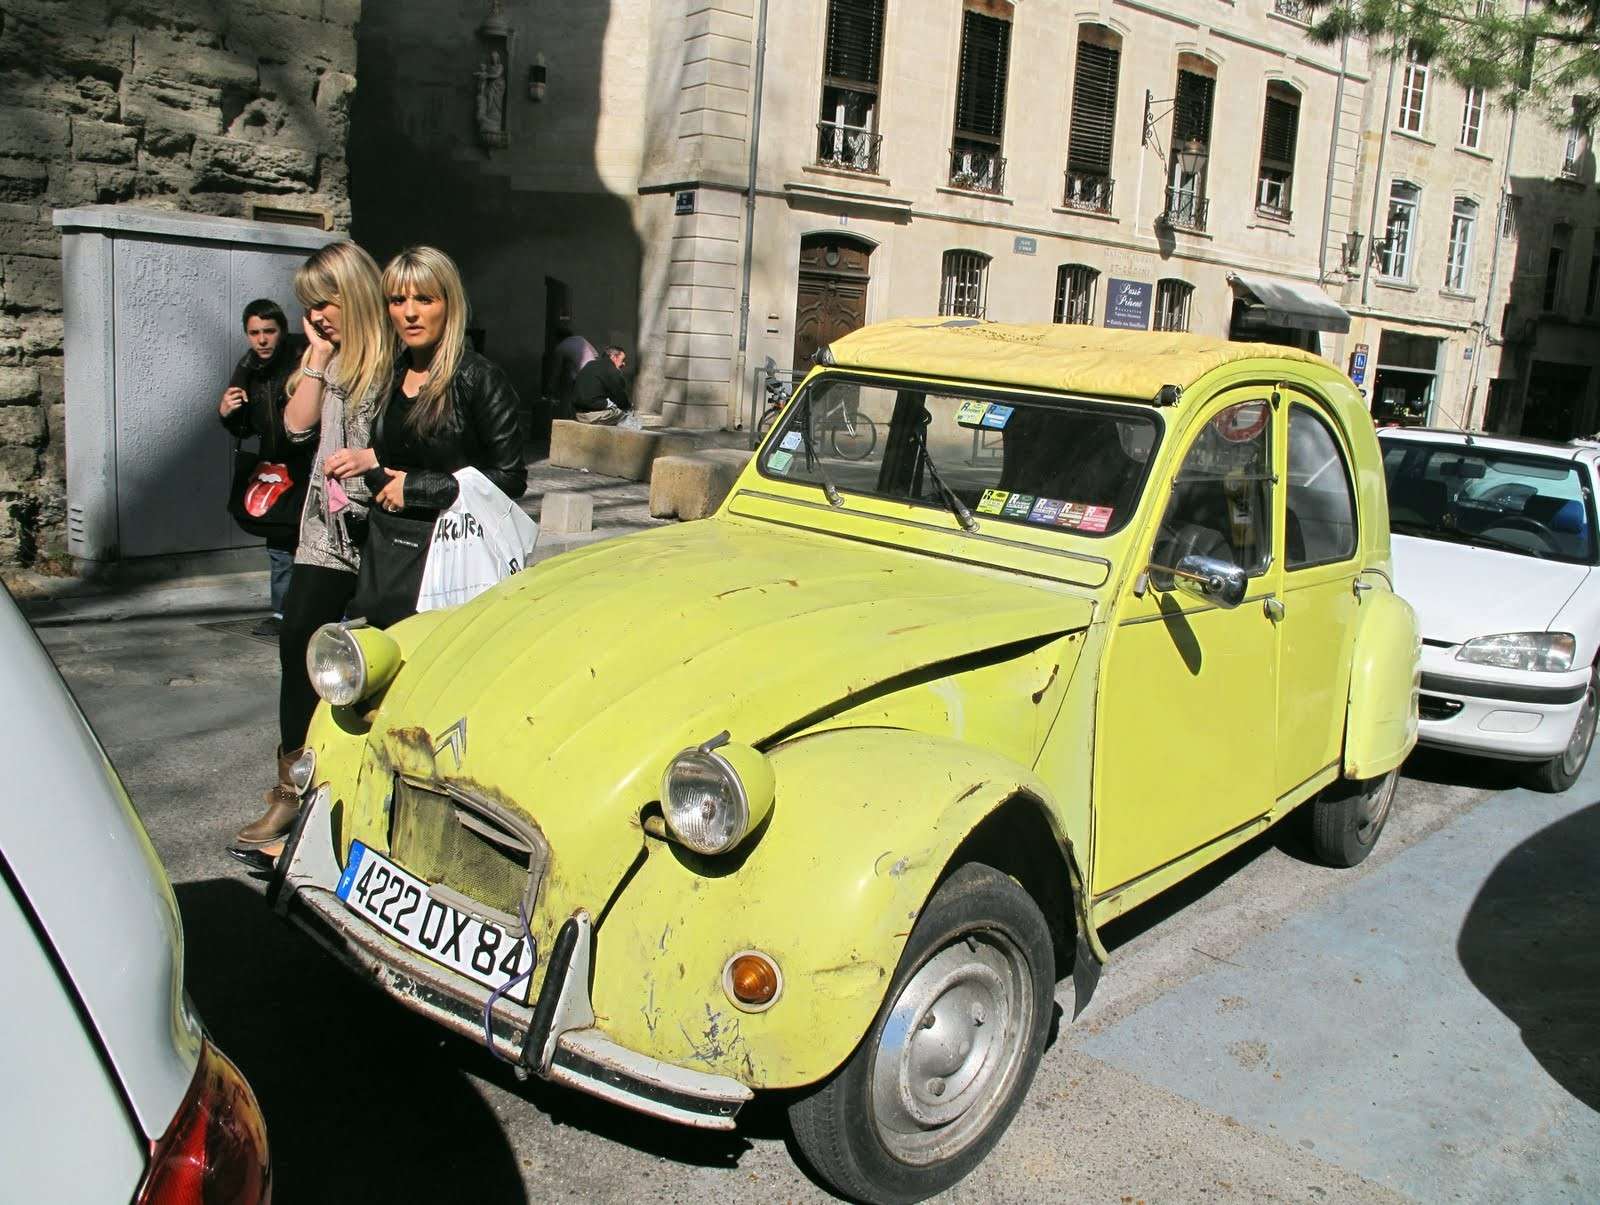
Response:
[1172,70,1215,146]
[954,10,1011,141]
[824,0,886,87]
[1259,95,1299,167]
[1067,41,1120,174]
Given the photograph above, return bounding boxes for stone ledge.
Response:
[648,449,752,521]
[548,419,726,481]
[51,203,342,250]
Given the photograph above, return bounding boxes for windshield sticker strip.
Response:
[767,449,794,474]
[980,404,1015,430]
[955,400,992,427]
[1001,493,1035,518]
[778,431,803,451]
[1030,498,1064,523]
[977,489,1009,515]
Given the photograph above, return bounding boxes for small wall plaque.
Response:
[1013,235,1037,255]
[674,190,697,216]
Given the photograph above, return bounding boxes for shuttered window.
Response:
[1154,279,1193,332]
[1256,86,1300,219]
[1172,70,1215,147]
[954,9,1011,144]
[824,0,885,88]
[1067,37,1120,175]
[940,249,991,317]
[1054,264,1099,325]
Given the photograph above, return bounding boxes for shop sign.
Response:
[1104,278,1152,330]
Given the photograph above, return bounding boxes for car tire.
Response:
[1526,667,1599,794]
[787,862,1055,1205]
[1308,767,1398,868]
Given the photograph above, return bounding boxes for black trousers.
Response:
[278,563,358,751]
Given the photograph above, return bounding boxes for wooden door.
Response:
[793,236,871,372]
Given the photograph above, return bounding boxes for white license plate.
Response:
[335,841,534,1004]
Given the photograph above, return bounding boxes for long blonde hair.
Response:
[381,246,469,434]
[290,241,389,407]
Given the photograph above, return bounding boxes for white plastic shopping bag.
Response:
[415,467,538,613]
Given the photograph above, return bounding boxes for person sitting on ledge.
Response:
[572,344,631,426]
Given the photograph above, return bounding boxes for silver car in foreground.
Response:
[0,588,271,1203]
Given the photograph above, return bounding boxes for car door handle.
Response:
[1353,578,1374,598]
[1264,596,1286,622]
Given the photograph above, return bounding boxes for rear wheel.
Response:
[1527,666,1599,793]
[828,412,878,461]
[787,863,1055,1204]
[1309,767,1398,867]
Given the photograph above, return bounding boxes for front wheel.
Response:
[1308,767,1398,867]
[787,863,1055,1204]
[1527,666,1599,793]
[828,412,878,461]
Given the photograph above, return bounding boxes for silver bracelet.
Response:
[301,364,326,381]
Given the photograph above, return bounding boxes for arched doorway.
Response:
[793,233,874,371]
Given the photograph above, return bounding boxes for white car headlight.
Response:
[306,623,402,706]
[1456,631,1576,673]
[661,733,776,855]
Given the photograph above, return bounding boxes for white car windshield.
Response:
[1382,439,1598,564]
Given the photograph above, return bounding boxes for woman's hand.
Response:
[302,315,335,364]
[375,468,407,512]
[219,386,247,417]
[323,447,378,479]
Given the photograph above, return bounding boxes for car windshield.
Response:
[759,374,1160,537]
[1381,438,1598,564]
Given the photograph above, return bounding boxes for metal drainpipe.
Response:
[1461,0,1530,430]
[1360,51,1400,310]
[1317,27,1352,284]
[733,0,771,430]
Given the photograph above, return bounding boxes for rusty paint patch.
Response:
[1031,662,1059,704]
[954,781,984,804]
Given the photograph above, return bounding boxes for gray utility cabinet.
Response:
[53,206,339,562]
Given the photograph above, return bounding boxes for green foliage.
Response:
[1302,0,1599,123]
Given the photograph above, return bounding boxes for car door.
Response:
[1093,392,1283,898]
[1274,395,1363,800]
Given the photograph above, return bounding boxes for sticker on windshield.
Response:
[956,401,992,427]
[767,449,794,474]
[778,430,803,452]
[1056,503,1087,528]
[1029,497,1064,524]
[980,404,1015,430]
[1078,505,1114,532]
[977,489,1010,515]
[1001,493,1035,518]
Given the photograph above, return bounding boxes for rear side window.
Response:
[1286,405,1357,568]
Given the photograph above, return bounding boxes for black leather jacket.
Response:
[364,348,527,515]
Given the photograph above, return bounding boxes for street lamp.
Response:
[1174,135,1208,178]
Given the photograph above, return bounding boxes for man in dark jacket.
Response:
[572,345,631,425]
[219,297,312,636]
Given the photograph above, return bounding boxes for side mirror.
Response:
[1149,553,1248,609]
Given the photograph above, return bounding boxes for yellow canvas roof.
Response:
[823,317,1328,402]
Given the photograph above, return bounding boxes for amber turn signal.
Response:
[723,951,782,1012]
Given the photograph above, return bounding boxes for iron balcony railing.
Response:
[815,122,883,175]
[1273,0,1310,19]
[1062,170,1114,214]
[1160,187,1210,233]
[948,146,1006,195]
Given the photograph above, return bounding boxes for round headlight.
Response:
[662,750,748,854]
[306,624,367,706]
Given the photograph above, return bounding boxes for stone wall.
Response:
[0,0,359,566]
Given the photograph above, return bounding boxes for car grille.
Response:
[1418,694,1465,722]
[388,778,547,925]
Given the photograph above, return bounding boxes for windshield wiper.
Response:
[913,412,979,533]
[797,387,843,507]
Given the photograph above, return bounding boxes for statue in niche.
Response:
[475,47,508,147]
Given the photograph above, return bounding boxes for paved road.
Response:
[33,602,1600,1203]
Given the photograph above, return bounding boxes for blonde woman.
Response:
[351,245,526,628]
[231,240,391,855]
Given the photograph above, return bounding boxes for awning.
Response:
[1228,272,1350,334]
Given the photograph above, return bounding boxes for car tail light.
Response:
[136,1040,271,1205]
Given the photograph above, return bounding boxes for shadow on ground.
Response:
[177,878,776,1198]
[1458,801,1600,1112]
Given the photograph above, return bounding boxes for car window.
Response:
[1382,438,1597,564]
[1151,400,1273,578]
[760,374,1160,537]
[1286,405,1357,568]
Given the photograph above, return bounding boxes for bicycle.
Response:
[755,378,878,461]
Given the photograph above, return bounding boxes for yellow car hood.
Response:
[367,517,1092,904]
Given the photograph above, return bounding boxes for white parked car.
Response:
[1380,428,1600,790]
[0,588,271,1202]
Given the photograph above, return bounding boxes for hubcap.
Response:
[1561,678,1598,776]
[1356,771,1397,843]
[870,931,1032,1165]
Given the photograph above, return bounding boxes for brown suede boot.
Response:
[230,746,305,852]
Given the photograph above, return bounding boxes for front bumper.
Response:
[268,786,752,1130]
[1414,646,1590,761]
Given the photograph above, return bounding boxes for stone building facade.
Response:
[0,0,359,565]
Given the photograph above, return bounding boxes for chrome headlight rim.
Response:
[660,733,750,856]
[306,622,368,707]
[287,746,317,794]
[1455,630,1577,673]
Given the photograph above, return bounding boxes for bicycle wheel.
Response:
[828,413,877,460]
[755,403,784,440]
